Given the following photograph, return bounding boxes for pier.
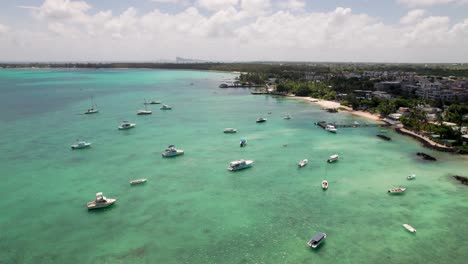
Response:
[315,121,389,129]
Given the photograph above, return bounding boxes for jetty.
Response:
[315,121,389,129]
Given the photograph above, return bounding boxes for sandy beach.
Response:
[292,96,384,123]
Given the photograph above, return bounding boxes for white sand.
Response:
[292,96,384,123]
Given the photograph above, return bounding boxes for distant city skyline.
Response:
[0,0,467,62]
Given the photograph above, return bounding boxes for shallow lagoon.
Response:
[0,69,467,264]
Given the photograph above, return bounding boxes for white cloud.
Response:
[0,23,9,34]
[197,0,239,11]
[278,0,306,11]
[35,0,91,21]
[400,9,426,24]
[398,0,468,7]
[240,0,271,15]
[2,0,468,62]
[151,0,183,3]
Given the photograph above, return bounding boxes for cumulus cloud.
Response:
[1,0,468,62]
[197,0,239,11]
[398,0,468,7]
[400,9,426,24]
[0,23,9,34]
[278,0,306,11]
[240,0,271,15]
[151,0,183,3]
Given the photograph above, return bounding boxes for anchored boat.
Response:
[71,140,91,149]
[327,154,339,163]
[130,179,147,185]
[298,159,308,167]
[162,145,184,157]
[388,187,406,194]
[322,180,328,190]
[403,224,416,233]
[228,159,253,171]
[87,192,117,210]
[307,232,327,248]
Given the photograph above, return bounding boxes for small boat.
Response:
[256,117,267,123]
[137,101,152,115]
[219,83,229,88]
[284,114,291,120]
[137,109,152,115]
[403,224,416,233]
[160,104,172,110]
[87,192,117,210]
[388,187,406,194]
[71,140,92,149]
[307,232,327,248]
[268,112,272,114]
[84,97,98,114]
[228,159,253,171]
[224,128,237,133]
[298,159,308,167]
[325,124,337,133]
[327,154,339,163]
[148,100,161,104]
[130,178,147,185]
[162,145,184,157]
[240,138,247,147]
[354,121,359,125]
[377,134,391,141]
[118,121,136,130]
[322,180,328,190]
[407,174,416,180]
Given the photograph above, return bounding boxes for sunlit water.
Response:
[0,69,467,264]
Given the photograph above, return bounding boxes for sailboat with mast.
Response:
[84,96,98,114]
[137,99,152,115]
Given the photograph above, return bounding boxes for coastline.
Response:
[291,96,384,123]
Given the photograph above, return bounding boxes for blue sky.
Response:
[0,0,467,62]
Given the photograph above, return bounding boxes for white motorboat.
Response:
[325,124,337,133]
[160,104,172,110]
[327,154,339,163]
[256,117,267,123]
[307,232,327,248]
[284,114,291,120]
[162,145,184,157]
[71,140,92,149]
[322,180,328,190]
[298,159,308,167]
[84,97,98,114]
[407,174,416,180]
[228,159,253,171]
[388,187,406,194]
[130,179,147,185]
[118,121,136,130]
[224,128,237,133]
[403,224,416,233]
[87,192,117,210]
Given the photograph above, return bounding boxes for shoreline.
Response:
[291,96,384,123]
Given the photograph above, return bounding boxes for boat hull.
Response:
[71,143,91,149]
[87,199,117,210]
[118,124,136,130]
[403,224,416,233]
[130,179,147,185]
[162,151,184,157]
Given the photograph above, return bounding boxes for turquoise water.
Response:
[0,69,467,264]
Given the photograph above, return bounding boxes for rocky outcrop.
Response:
[453,175,468,185]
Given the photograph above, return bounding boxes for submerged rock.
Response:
[416,152,437,161]
[453,175,468,185]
